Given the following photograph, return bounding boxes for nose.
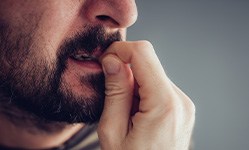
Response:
[82,0,138,28]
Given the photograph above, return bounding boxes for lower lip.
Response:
[68,58,103,71]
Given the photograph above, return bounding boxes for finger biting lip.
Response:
[69,58,102,70]
[68,48,104,71]
[70,51,99,62]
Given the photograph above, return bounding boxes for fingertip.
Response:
[101,54,122,75]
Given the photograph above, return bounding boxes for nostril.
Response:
[96,15,119,26]
[97,15,111,21]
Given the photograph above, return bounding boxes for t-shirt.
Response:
[0,124,100,150]
[61,124,100,150]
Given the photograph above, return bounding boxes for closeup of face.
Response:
[0,0,137,124]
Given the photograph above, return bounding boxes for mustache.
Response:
[58,25,122,58]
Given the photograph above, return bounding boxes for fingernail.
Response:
[102,56,121,75]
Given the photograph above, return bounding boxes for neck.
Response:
[0,100,84,149]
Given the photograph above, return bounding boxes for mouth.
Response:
[68,48,104,71]
[70,52,99,62]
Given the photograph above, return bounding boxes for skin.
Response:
[0,0,195,149]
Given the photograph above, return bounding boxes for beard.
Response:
[0,22,121,125]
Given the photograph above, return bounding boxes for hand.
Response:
[97,41,195,150]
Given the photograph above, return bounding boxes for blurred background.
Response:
[128,1,249,150]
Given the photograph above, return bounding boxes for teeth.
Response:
[72,53,96,61]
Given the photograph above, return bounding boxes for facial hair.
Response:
[0,22,121,126]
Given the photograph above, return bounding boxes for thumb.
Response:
[98,54,134,140]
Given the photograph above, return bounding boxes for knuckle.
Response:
[132,40,155,53]
[181,94,196,116]
[186,99,196,118]
[105,82,127,97]
[180,97,196,124]
[160,94,195,118]
[138,40,154,48]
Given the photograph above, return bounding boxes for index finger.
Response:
[102,41,176,112]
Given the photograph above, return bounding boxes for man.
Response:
[0,0,195,149]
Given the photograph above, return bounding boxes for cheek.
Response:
[31,2,81,63]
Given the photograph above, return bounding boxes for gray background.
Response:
[127,1,249,150]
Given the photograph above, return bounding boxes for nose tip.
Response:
[108,0,138,28]
[114,2,138,28]
[83,0,138,28]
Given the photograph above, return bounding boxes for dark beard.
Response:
[0,21,121,128]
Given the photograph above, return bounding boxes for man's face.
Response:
[0,0,137,124]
